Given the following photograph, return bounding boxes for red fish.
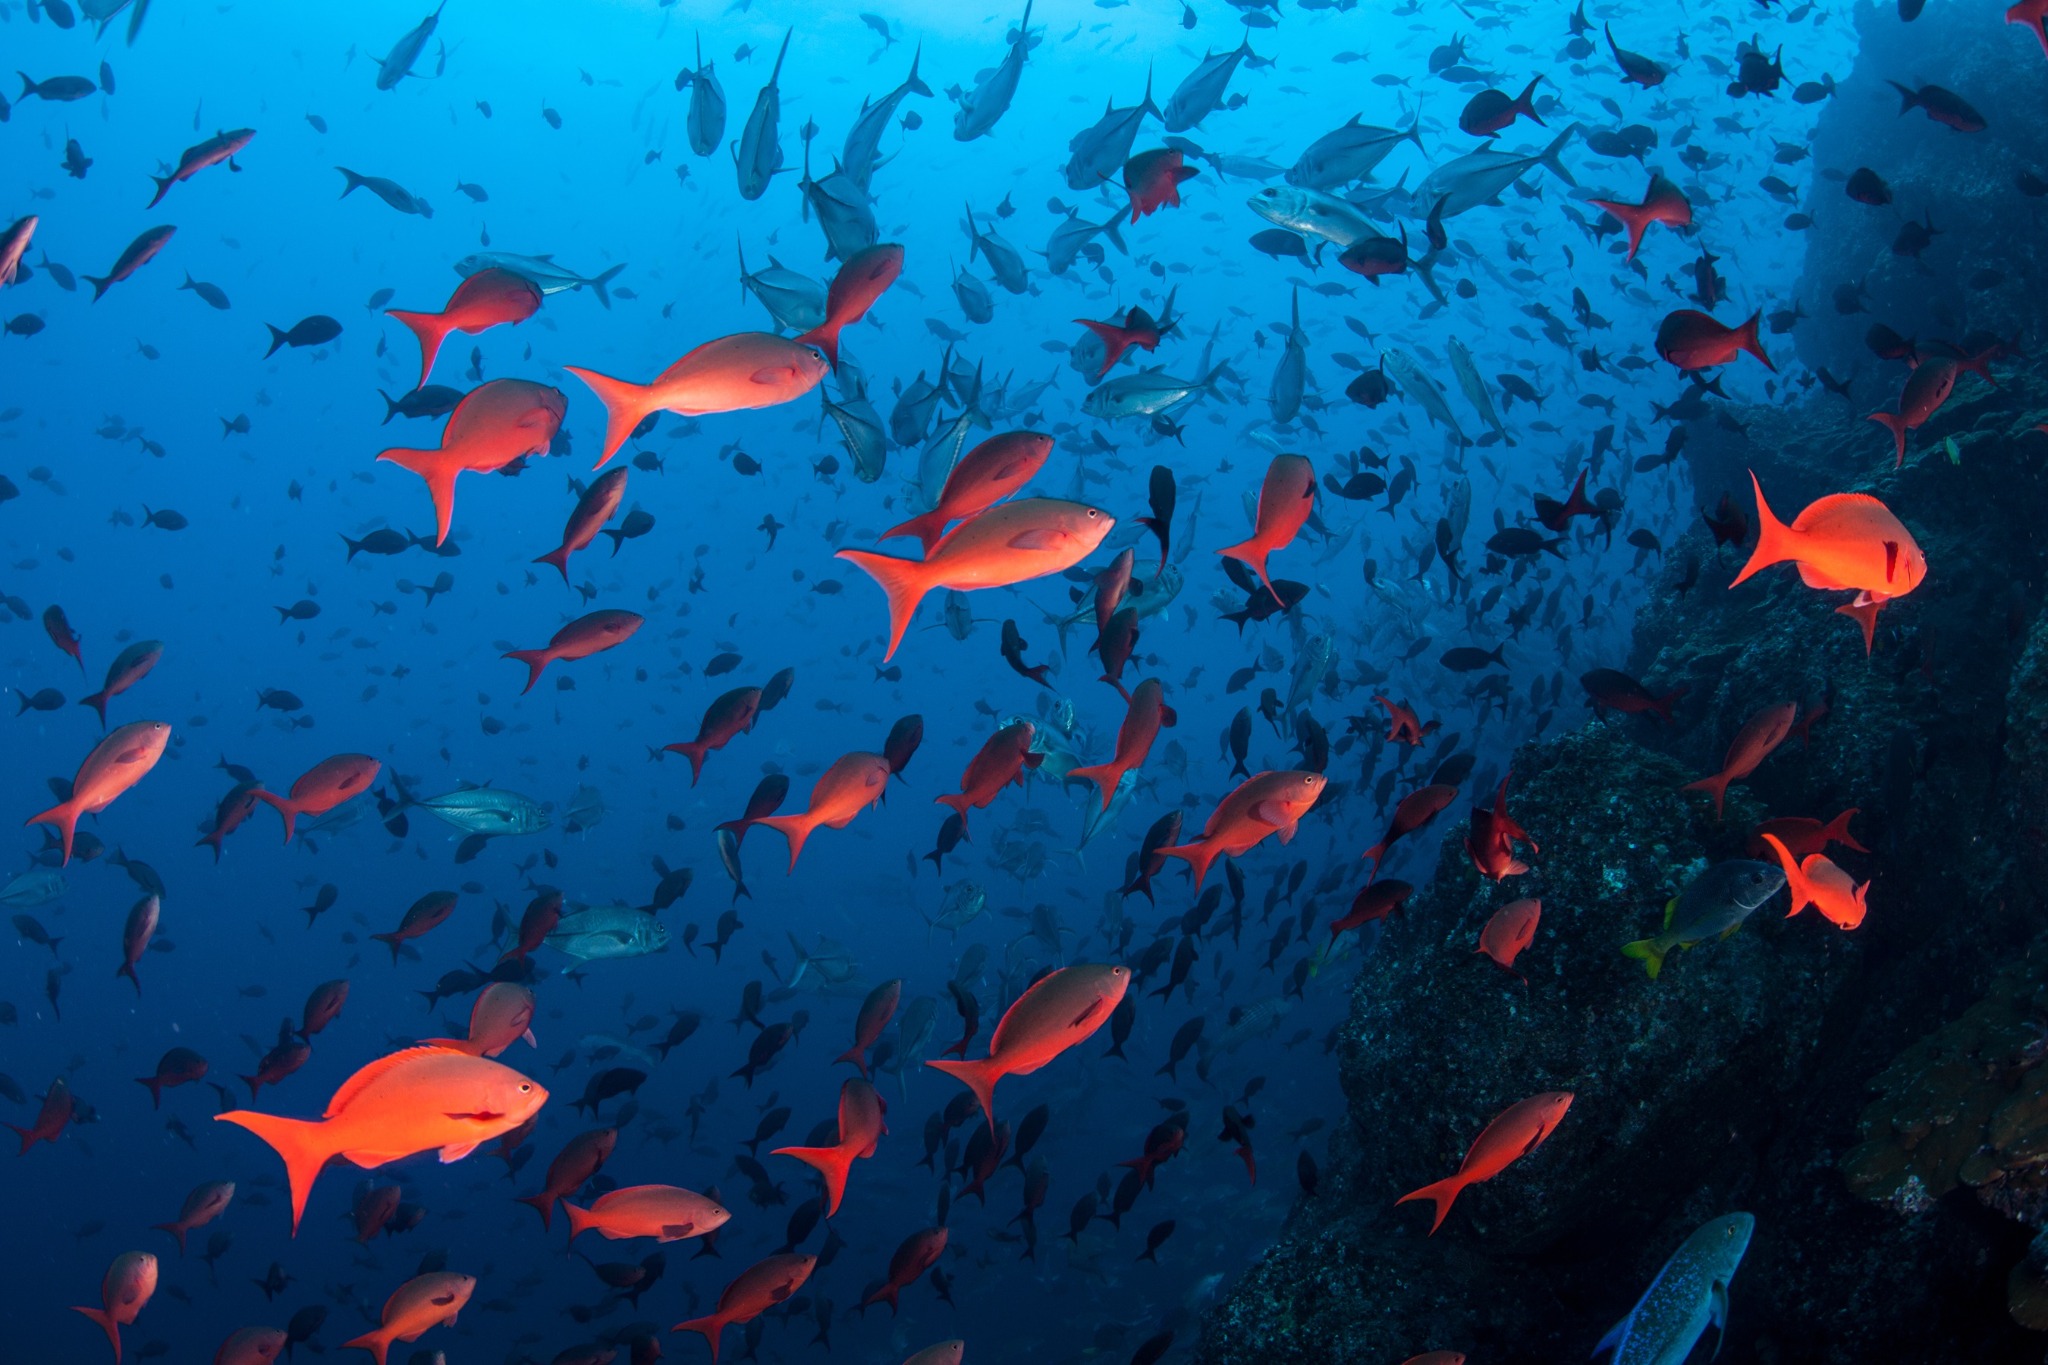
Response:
[861,1228,947,1314]
[342,1272,475,1365]
[73,1251,158,1364]
[1477,898,1541,975]
[1119,1112,1188,1189]
[26,720,171,863]
[80,639,163,728]
[196,781,261,862]
[503,609,643,693]
[2012,0,2048,58]
[1533,470,1598,532]
[500,890,563,964]
[427,981,536,1058]
[927,964,1130,1128]
[1867,357,1957,468]
[772,1077,885,1215]
[936,720,1043,835]
[839,498,1115,660]
[1464,773,1538,882]
[533,467,628,582]
[664,686,764,784]
[9,1076,76,1152]
[1329,879,1414,940]
[1396,1091,1573,1233]
[672,1253,816,1362]
[566,332,828,467]
[1157,770,1327,888]
[1655,309,1772,373]
[564,1185,730,1244]
[836,979,902,1078]
[1732,473,1926,609]
[217,1045,547,1234]
[116,894,160,993]
[1070,678,1176,810]
[1683,700,1796,820]
[716,774,793,846]
[214,1327,287,1365]
[796,243,903,369]
[880,431,1053,553]
[754,751,893,869]
[1218,454,1315,607]
[253,753,382,841]
[1361,783,1459,873]
[1587,174,1691,261]
[377,379,567,546]
[370,891,458,964]
[43,603,84,671]
[387,268,543,389]
[1761,833,1870,930]
[147,128,255,207]
[87,225,177,301]
[151,1179,233,1255]
[1123,147,1197,221]
[1074,308,1164,378]
[1373,695,1438,747]
[1746,809,1865,862]
[516,1127,618,1230]
[137,1046,208,1108]
[1458,77,1545,136]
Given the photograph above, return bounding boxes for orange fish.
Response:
[754,751,892,870]
[1477,898,1541,976]
[1587,173,1691,260]
[664,685,764,784]
[1746,808,1865,862]
[1682,700,1796,820]
[836,979,902,1078]
[1070,678,1176,811]
[796,243,903,369]
[880,430,1053,554]
[503,608,643,693]
[376,379,566,546]
[386,267,543,389]
[672,1253,816,1363]
[370,890,457,964]
[862,1227,948,1315]
[216,1044,547,1233]
[1158,770,1327,889]
[72,1250,157,1364]
[1464,773,1538,882]
[151,1179,234,1255]
[1731,472,1926,613]
[427,981,535,1058]
[516,1127,617,1230]
[1761,832,1870,930]
[533,466,628,582]
[1654,309,1771,373]
[26,720,171,864]
[1074,308,1163,377]
[936,720,1043,835]
[2014,0,2048,58]
[1123,147,1197,221]
[214,1327,288,1365]
[927,963,1130,1128]
[9,1075,76,1152]
[903,1343,966,1365]
[1396,1090,1573,1233]
[772,1077,885,1215]
[341,1272,475,1365]
[564,1184,731,1243]
[252,752,382,842]
[840,498,1115,660]
[1217,454,1315,606]
[566,332,828,467]
[1374,695,1438,747]
[1329,879,1414,940]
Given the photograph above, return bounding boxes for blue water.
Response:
[1,3,1854,1363]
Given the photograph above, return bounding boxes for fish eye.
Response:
[518,1083,532,1093]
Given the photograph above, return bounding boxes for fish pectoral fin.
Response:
[1661,896,1678,931]
[1717,923,1741,941]
[439,1141,481,1163]
[1007,527,1070,551]
[1710,1281,1732,1344]
[1592,1315,1628,1360]
[660,1222,696,1240]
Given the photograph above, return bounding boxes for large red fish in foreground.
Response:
[1397,1091,1574,1233]
[795,243,903,369]
[1159,770,1327,888]
[25,720,172,864]
[673,1254,816,1363]
[927,963,1131,1127]
[215,1045,547,1233]
[376,379,567,546]
[387,267,543,390]
[566,332,828,467]
[72,1250,157,1364]
[252,752,382,841]
[753,751,892,869]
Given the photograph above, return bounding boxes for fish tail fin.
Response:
[250,788,300,842]
[905,45,932,97]
[264,323,293,359]
[85,274,113,302]
[1823,807,1868,855]
[793,319,842,370]
[149,1220,187,1254]
[1887,79,1917,113]
[1517,75,1545,123]
[563,364,654,468]
[4,1122,33,1154]
[23,796,80,864]
[1680,772,1729,821]
[374,445,461,546]
[588,263,625,310]
[1866,410,1907,468]
[772,1141,854,1215]
[835,548,931,661]
[670,1314,727,1364]
[933,793,973,838]
[214,1108,331,1234]
[665,739,709,785]
[1099,214,1129,257]
[339,1328,392,1365]
[562,1199,593,1241]
[1730,470,1788,587]
[1620,937,1665,979]
[146,173,173,208]
[1536,123,1577,187]
[502,646,554,693]
[72,1305,123,1363]
[755,812,818,871]
[119,959,142,993]
[79,688,109,729]
[1651,685,1688,721]
[1587,197,1649,260]
[1760,833,1813,918]
[925,1057,999,1130]
[532,544,572,582]
[1394,1173,1465,1234]
[1738,310,1773,372]
[336,165,365,197]
[385,307,450,389]
[1067,761,1123,812]
[1157,837,1219,889]
[877,507,951,555]
[514,1190,556,1231]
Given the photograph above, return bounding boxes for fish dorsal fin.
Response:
[325,1044,464,1117]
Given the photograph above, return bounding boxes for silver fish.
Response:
[1286,634,1333,712]
[1163,33,1259,132]
[821,383,887,483]
[841,50,932,192]
[890,360,950,447]
[799,145,880,263]
[784,933,859,989]
[453,252,624,308]
[1382,348,1470,446]
[1445,338,1512,445]
[337,167,431,218]
[964,202,1028,294]
[1285,114,1423,190]
[739,241,826,333]
[733,29,792,203]
[1246,185,1377,247]
[375,1,444,92]
[412,786,550,836]
[927,881,988,939]
[676,33,726,158]
[1042,210,1127,276]
[1083,366,1225,420]
[953,1,1035,142]
[547,904,670,961]
[1416,124,1578,219]
[1066,72,1160,190]
[0,868,65,908]
[1270,286,1306,425]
